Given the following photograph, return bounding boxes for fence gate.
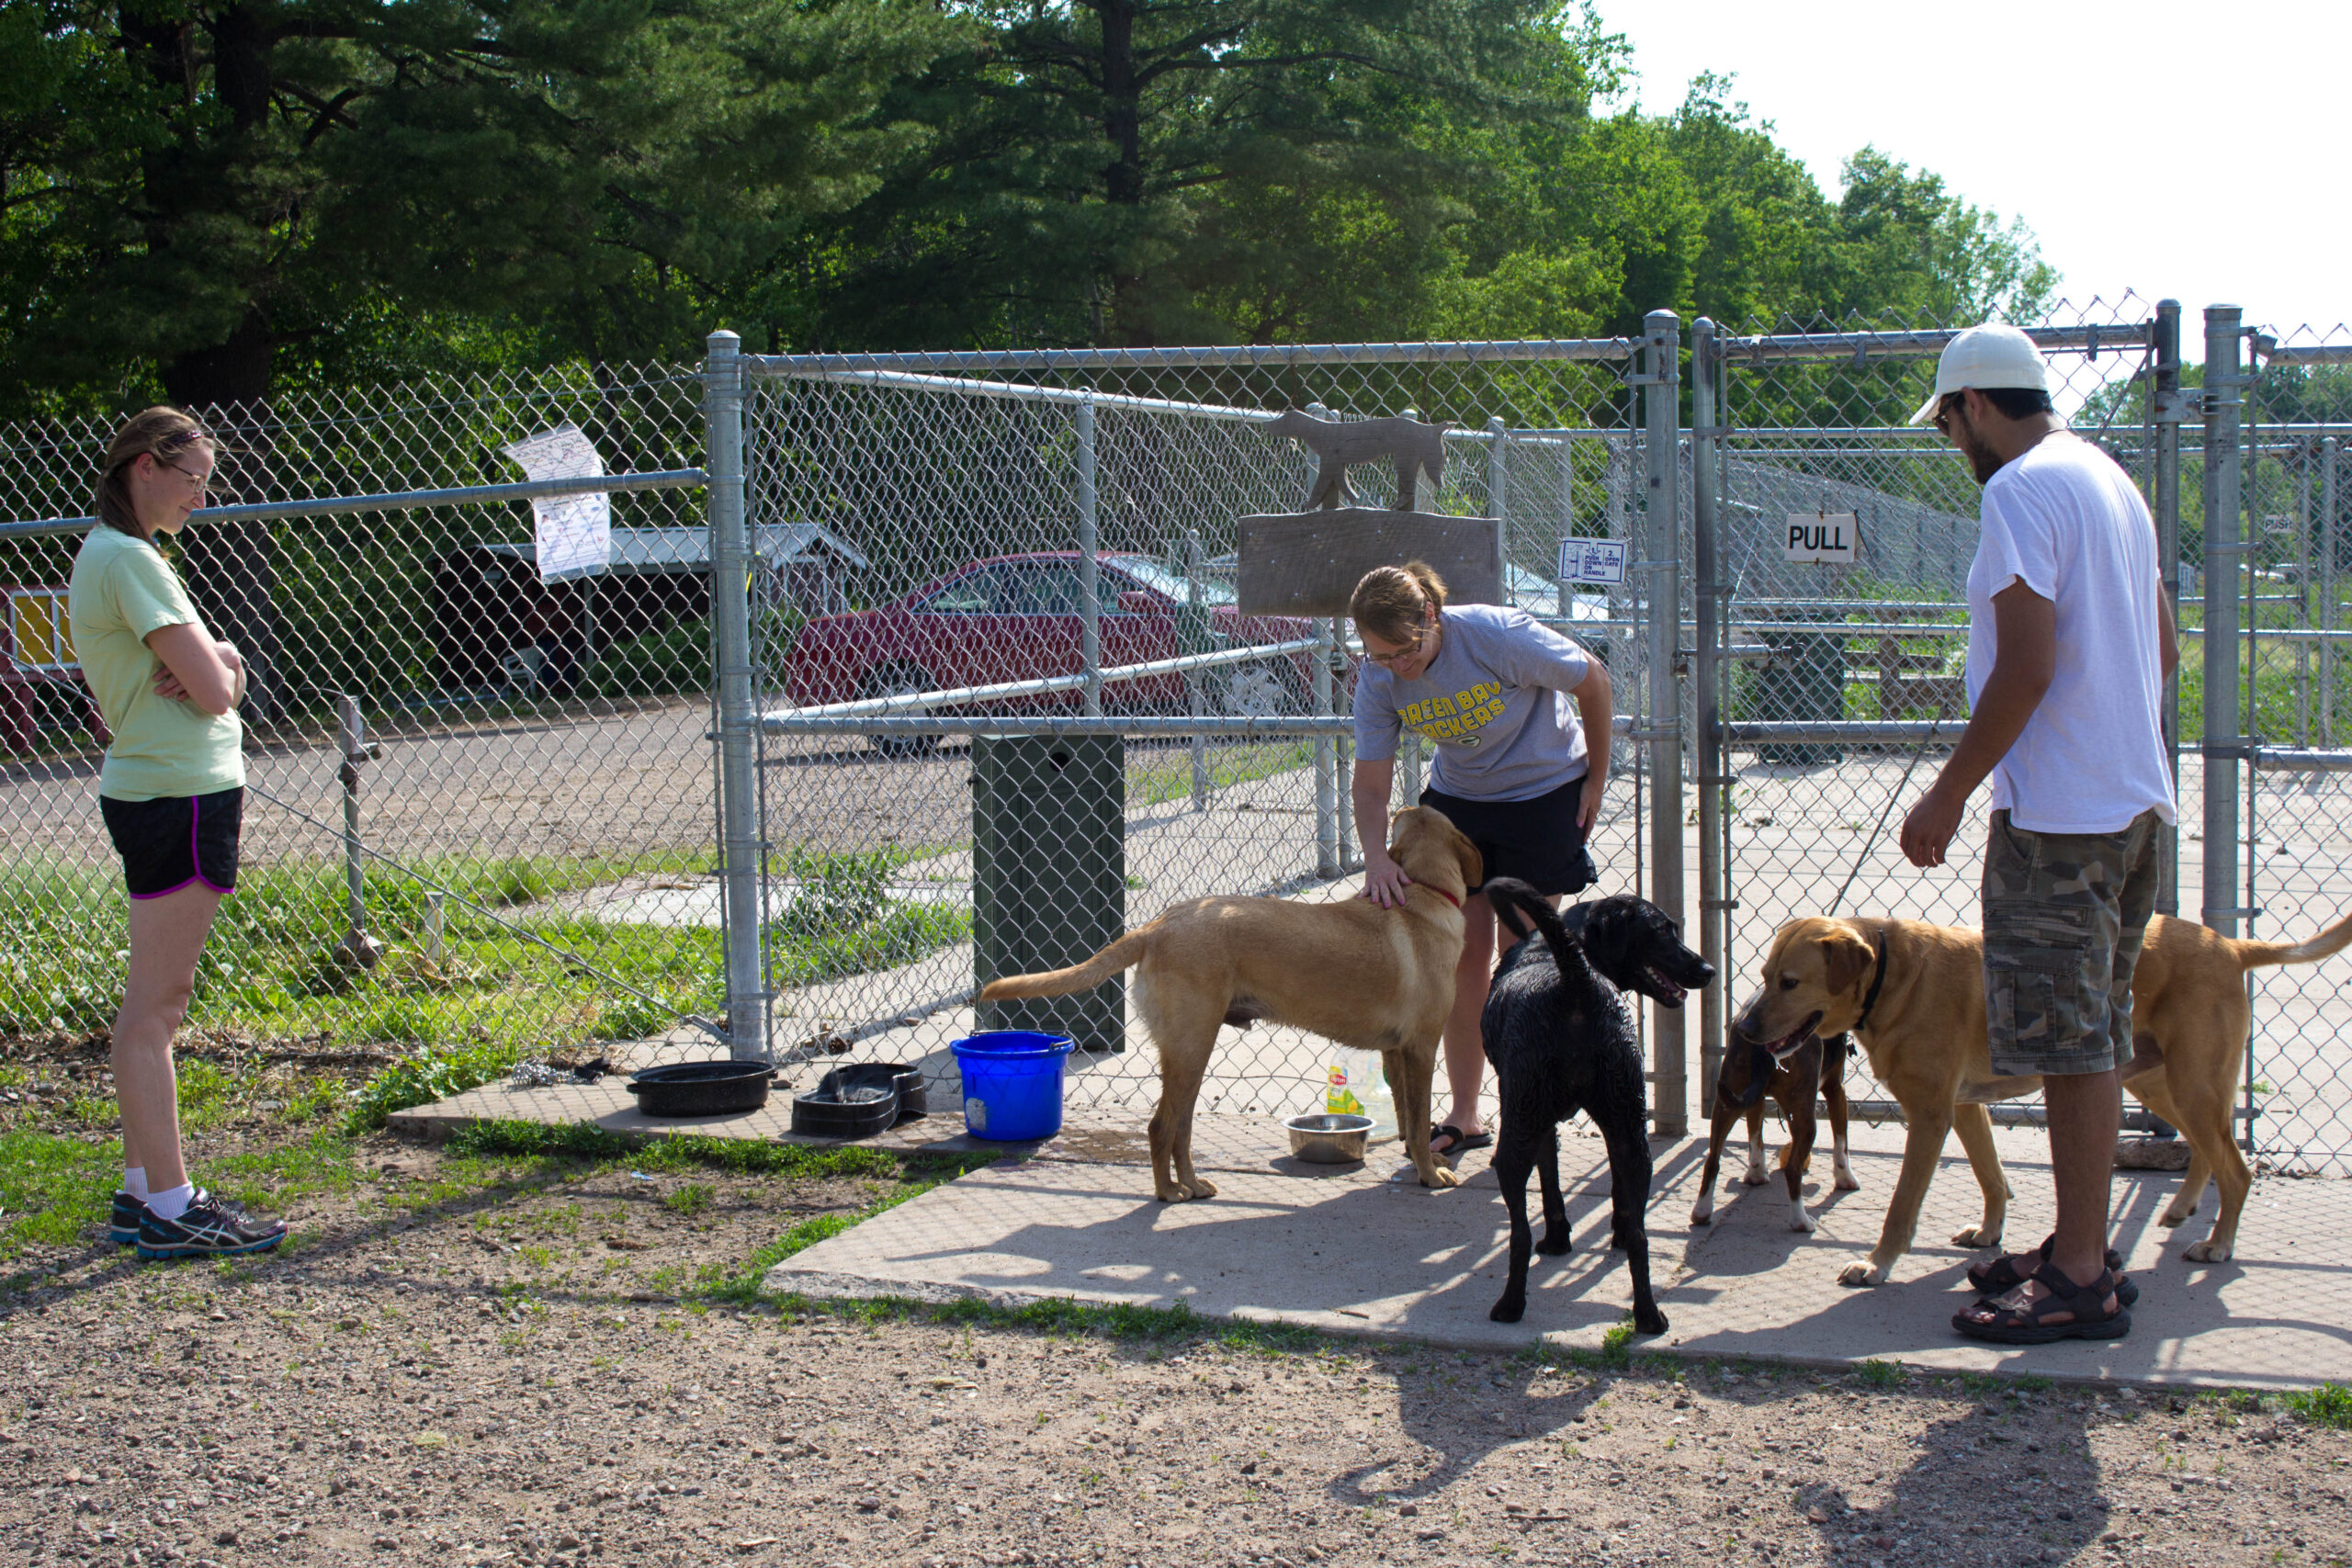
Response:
[2233,321,2352,1170]
[723,333,1705,1128]
[1691,300,2183,1132]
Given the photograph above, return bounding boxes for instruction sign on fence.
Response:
[1557,537,1627,586]
[503,423,612,582]
[1783,513,1859,564]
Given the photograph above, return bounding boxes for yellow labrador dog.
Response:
[1734,909,2352,1284]
[978,806,1480,1202]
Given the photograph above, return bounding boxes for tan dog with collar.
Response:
[979,806,1481,1202]
[1734,909,2352,1284]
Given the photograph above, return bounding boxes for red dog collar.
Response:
[1421,885,1463,910]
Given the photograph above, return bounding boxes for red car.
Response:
[777,552,1329,754]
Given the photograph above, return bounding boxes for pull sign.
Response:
[1783,512,1859,564]
[1557,537,1628,585]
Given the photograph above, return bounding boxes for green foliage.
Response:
[0,1128,116,1251]
[0,0,2062,405]
[2286,1383,2352,1429]
[1856,1357,1906,1388]
[342,1039,520,1131]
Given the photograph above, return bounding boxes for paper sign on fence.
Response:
[503,424,611,582]
[1557,536,1627,586]
[1783,512,1859,564]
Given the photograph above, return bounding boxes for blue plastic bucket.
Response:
[950,1031,1076,1141]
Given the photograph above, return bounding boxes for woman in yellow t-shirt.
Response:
[67,407,283,1260]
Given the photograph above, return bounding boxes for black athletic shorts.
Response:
[1419,773,1597,898]
[99,787,243,899]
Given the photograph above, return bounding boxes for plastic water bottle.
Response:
[1325,1047,1397,1142]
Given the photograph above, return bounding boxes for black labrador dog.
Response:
[1480,877,1715,1333]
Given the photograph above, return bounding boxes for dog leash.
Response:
[1828,715,1944,918]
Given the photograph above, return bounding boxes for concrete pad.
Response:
[765,1112,2352,1391]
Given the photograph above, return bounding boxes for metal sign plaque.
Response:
[1783,512,1859,564]
[1557,537,1627,586]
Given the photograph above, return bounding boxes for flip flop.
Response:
[1429,1123,1494,1157]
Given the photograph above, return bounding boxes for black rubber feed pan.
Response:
[792,1065,900,1140]
[879,1062,928,1123]
[628,1060,774,1118]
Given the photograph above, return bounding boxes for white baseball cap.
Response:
[1907,323,2052,425]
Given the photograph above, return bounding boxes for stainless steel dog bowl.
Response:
[1285,1111,1374,1164]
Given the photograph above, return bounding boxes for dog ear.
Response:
[1816,928,1875,999]
[1453,829,1483,894]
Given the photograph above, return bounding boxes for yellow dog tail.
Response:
[2233,908,2352,971]
[978,929,1153,1000]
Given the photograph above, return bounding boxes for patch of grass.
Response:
[1128,739,1317,810]
[2287,1383,2352,1429]
[342,1038,520,1131]
[1857,1358,1906,1388]
[0,1129,117,1251]
[661,1182,716,1216]
[443,1119,924,1180]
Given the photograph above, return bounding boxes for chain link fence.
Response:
[733,340,1680,1123]
[0,367,727,1072]
[6,305,2351,1164]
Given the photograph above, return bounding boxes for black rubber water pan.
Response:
[628,1060,775,1118]
[791,1065,900,1140]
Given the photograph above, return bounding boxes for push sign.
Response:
[1557,537,1628,586]
[1784,512,1859,564]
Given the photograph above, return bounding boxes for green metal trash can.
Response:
[973,734,1127,1053]
[1749,611,1845,765]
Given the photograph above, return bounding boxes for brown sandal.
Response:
[1953,1261,2132,1345]
[1969,1235,2136,1305]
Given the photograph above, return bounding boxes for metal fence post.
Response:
[707,328,768,1061]
[2326,435,2340,746]
[2201,306,2245,938]
[1185,529,1209,809]
[1315,617,1339,877]
[335,694,379,968]
[2153,299,2183,918]
[1076,394,1102,717]
[1487,416,1509,587]
[1690,318,1724,1112]
[1642,310,1688,1136]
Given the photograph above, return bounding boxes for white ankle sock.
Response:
[147,1183,195,1222]
[124,1168,149,1201]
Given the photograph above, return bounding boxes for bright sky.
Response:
[1598,0,2350,356]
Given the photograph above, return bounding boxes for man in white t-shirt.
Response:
[1896,323,2177,1344]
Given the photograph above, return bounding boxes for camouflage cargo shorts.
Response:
[1981,807,2163,1077]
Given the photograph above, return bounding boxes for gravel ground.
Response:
[4,1141,2347,1568]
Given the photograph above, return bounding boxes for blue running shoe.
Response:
[109,1190,148,1247]
[135,1191,287,1261]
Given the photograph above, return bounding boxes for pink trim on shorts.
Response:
[190,794,232,895]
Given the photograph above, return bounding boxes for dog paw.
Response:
[1837,1260,1889,1288]
[1422,1166,1462,1190]
[2182,1238,2233,1264]
[2156,1204,2197,1228]
[1741,1166,1770,1187]
[1537,1232,1574,1257]
[1489,1297,1528,1324]
[1154,1189,1193,1203]
[1788,1205,1815,1234]
[1949,1224,2002,1249]
[1689,1203,1713,1227]
[1833,1168,1860,1192]
[1634,1308,1669,1337]
[1184,1177,1219,1200]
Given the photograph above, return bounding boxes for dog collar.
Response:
[1852,930,1891,1033]
[1422,885,1463,910]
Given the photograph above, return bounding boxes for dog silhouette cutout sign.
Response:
[1238,410,1502,617]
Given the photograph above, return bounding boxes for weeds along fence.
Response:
[0,367,729,1072]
